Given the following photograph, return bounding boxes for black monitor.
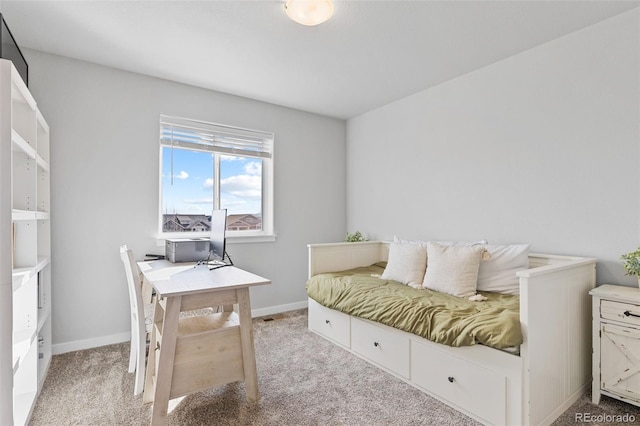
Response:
[209,208,230,268]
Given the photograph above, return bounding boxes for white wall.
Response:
[23,50,346,352]
[347,10,640,286]
[13,7,640,352]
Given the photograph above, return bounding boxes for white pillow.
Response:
[422,242,485,298]
[380,241,427,286]
[477,244,529,295]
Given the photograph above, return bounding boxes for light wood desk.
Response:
[137,261,270,425]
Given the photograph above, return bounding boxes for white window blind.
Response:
[160,115,274,159]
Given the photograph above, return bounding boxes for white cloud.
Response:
[203,178,214,189]
[174,170,189,180]
[183,197,213,205]
[221,174,261,199]
[244,161,262,175]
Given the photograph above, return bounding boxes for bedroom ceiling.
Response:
[1,0,638,119]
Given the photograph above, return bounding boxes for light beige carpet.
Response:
[29,309,640,425]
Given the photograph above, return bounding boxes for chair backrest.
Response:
[119,245,145,335]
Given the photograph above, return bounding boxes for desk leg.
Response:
[143,299,159,405]
[237,287,258,402]
[151,296,181,425]
[141,277,154,305]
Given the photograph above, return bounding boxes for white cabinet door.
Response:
[601,323,640,401]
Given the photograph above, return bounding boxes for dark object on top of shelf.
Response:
[0,14,28,86]
[144,254,166,261]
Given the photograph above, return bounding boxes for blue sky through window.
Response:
[161,147,262,216]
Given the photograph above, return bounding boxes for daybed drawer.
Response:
[601,300,640,327]
[308,298,350,348]
[411,339,506,425]
[351,317,410,379]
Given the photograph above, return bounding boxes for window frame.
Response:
[157,115,275,243]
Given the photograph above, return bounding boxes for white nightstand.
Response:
[590,284,640,407]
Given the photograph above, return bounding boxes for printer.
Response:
[165,238,210,263]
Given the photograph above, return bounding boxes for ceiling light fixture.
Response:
[285,0,334,26]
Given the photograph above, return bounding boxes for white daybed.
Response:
[307,241,596,426]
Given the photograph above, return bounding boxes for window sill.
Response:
[227,234,277,244]
[155,233,277,247]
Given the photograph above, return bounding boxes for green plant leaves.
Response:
[621,246,640,276]
[345,231,365,242]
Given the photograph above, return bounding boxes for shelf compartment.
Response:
[37,220,50,260]
[11,129,36,160]
[11,150,36,212]
[13,341,38,426]
[12,329,36,374]
[37,165,50,213]
[11,220,37,269]
[13,273,37,334]
[36,264,50,313]
[12,259,49,293]
[10,65,35,111]
[10,72,36,153]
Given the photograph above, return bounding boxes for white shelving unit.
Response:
[0,59,51,425]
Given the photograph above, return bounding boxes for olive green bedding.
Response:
[306,263,523,349]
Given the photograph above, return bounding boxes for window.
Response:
[159,115,274,240]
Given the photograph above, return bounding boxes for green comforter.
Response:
[306,263,523,349]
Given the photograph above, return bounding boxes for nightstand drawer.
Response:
[602,300,640,327]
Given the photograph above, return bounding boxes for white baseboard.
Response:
[52,300,309,355]
[251,300,308,318]
[53,332,131,355]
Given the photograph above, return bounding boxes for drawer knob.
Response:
[325,319,331,324]
[448,376,455,383]
[624,310,640,318]
[374,342,380,347]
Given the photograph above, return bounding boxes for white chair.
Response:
[119,245,154,396]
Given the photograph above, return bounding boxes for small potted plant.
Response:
[621,246,640,287]
[345,231,366,242]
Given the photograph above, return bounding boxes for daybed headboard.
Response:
[308,241,389,278]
